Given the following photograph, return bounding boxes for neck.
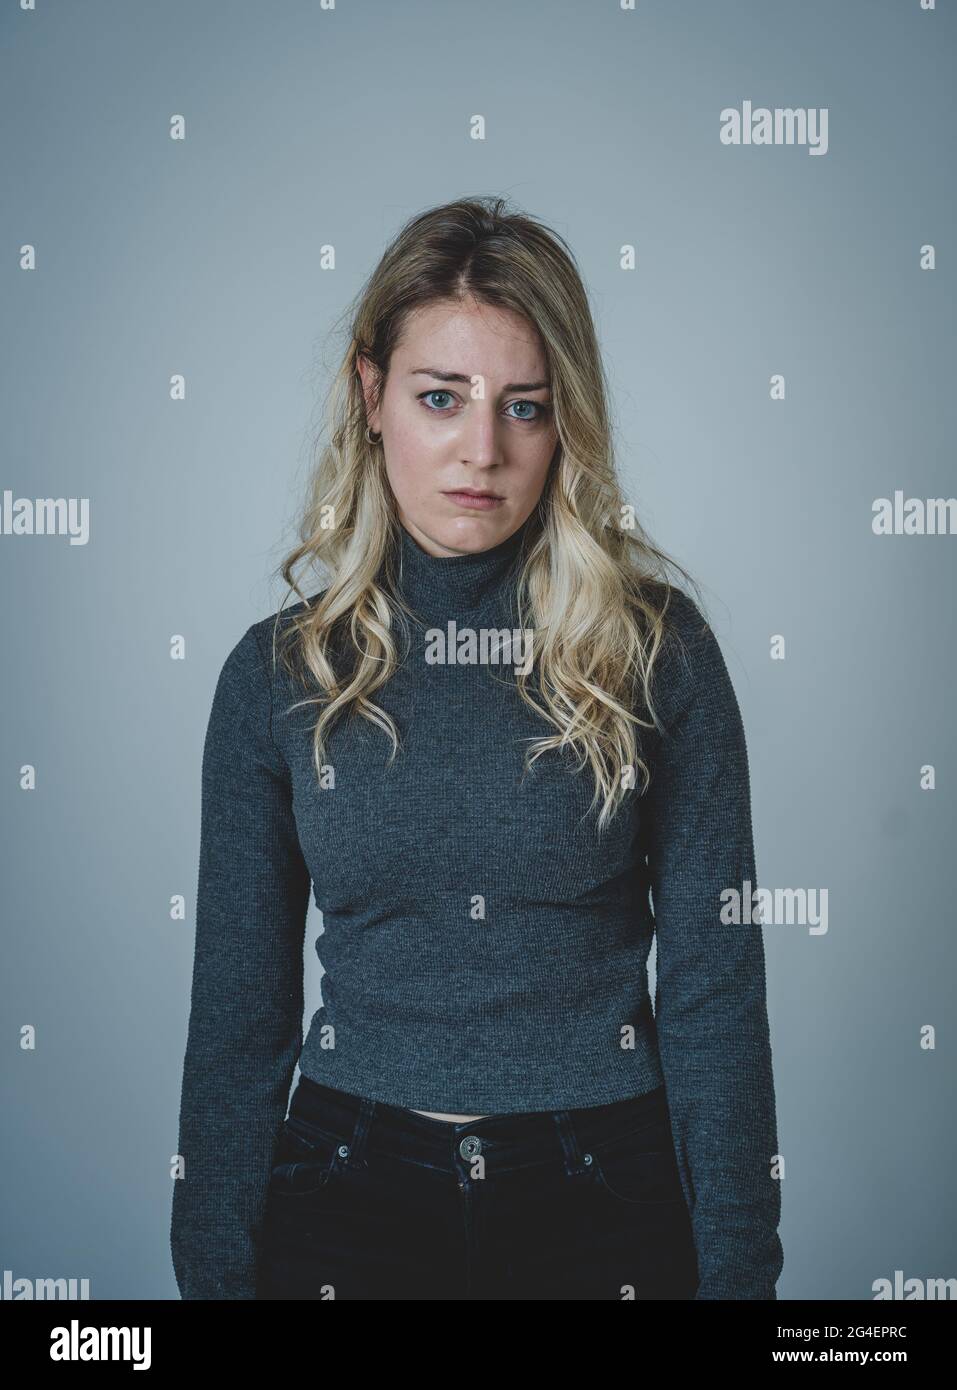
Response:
[392,514,535,624]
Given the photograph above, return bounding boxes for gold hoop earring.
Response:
[366,426,382,445]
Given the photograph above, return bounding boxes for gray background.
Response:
[2,0,954,1300]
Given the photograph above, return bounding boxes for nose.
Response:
[458,402,503,469]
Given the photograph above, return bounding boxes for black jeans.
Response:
[256,1074,699,1300]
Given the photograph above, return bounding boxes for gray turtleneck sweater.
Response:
[170,517,784,1300]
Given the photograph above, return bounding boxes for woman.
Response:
[170,196,784,1301]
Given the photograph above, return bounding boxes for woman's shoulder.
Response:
[253,587,328,639]
[639,581,738,730]
[244,587,329,682]
[641,580,711,675]
[639,579,709,639]
[211,589,328,694]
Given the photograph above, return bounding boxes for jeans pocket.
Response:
[590,1122,686,1207]
[269,1113,344,1200]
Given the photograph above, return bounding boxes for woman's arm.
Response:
[170,621,311,1299]
[643,590,784,1300]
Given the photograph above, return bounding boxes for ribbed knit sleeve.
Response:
[170,622,311,1299]
[643,591,784,1300]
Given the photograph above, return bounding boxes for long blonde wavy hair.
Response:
[271,195,705,833]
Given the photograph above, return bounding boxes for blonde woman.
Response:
[170,196,784,1301]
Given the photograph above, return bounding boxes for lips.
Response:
[442,489,505,511]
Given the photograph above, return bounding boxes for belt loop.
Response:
[345,1097,376,1167]
[552,1110,587,1176]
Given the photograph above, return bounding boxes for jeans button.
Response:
[459,1135,482,1159]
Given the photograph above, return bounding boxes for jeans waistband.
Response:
[288,1074,671,1177]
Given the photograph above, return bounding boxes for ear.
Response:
[356,352,383,432]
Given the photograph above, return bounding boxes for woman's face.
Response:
[358,297,559,558]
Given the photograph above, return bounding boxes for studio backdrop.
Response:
[2,0,954,1305]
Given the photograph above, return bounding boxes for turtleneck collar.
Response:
[394,513,535,624]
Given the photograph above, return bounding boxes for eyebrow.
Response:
[410,367,551,393]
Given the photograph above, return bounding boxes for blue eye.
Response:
[506,400,545,423]
[417,391,550,424]
[420,390,456,412]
